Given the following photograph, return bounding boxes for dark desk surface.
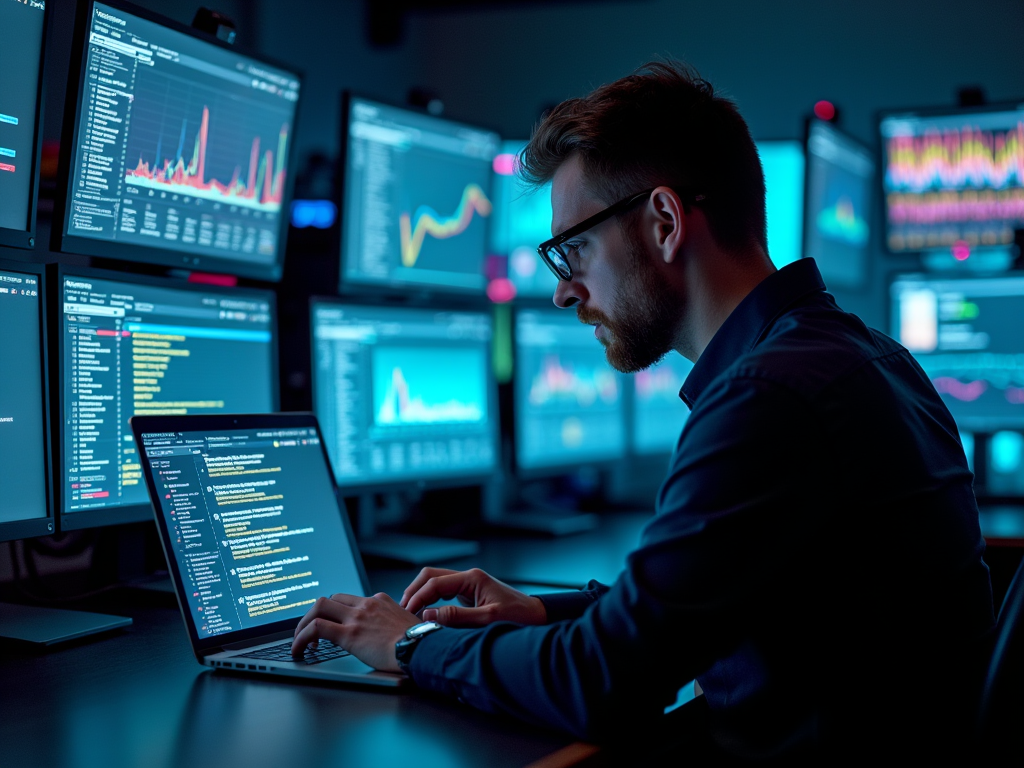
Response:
[0,512,652,768]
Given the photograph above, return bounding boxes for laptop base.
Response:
[0,602,132,646]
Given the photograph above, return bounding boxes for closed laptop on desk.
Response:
[131,413,405,687]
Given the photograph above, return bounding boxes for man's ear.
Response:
[649,186,685,264]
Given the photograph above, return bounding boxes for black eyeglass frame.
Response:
[536,187,707,281]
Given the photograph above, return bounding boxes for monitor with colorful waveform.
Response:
[0,0,47,249]
[514,309,626,473]
[756,140,805,268]
[803,120,874,288]
[339,95,500,295]
[311,302,498,489]
[59,267,278,530]
[0,261,52,542]
[491,140,559,299]
[55,0,300,280]
[631,352,694,455]
[880,103,1024,253]
[890,273,1024,431]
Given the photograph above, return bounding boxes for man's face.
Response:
[550,156,679,373]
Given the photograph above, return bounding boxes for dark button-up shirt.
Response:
[410,259,994,760]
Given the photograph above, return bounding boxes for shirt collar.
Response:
[679,258,826,408]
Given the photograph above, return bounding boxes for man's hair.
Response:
[520,61,768,255]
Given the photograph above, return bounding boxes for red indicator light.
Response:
[813,100,836,121]
[487,277,517,303]
[952,240,971,261]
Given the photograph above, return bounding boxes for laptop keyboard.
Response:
[236,640,350,665]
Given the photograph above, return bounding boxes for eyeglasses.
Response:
[536,188,707,282]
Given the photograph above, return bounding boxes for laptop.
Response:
[131,412,406,688]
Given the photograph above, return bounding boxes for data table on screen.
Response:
[61,273,276,521]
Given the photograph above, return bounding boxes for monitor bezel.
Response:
[800,117,875,290]
[0,0,49,250]
[0,256,54,542]
[51,0,303,282]
[886,269,1024,432]
[877,99,1024,257]
[511,306,627,478]
[55,263,281,531]
[131,412,371,656]
[336,91,500,301]
[309,294,501,495]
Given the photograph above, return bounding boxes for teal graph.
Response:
[372,347,487,426]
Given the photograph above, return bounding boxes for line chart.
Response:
[398,183,492,268]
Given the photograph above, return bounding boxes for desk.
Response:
[0,512,652,768]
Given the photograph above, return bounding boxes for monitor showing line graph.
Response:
[312,302,497,488]
[514,309,626,472]
[57,1,300,280]
[340,95,499,295]
[631,352,694,455]
[880,103,1024,253]
[890,273,1024,431]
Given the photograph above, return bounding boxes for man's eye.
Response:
[565,240,585,256]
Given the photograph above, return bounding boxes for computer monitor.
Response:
[0,0,48,250]
[0,258,52,541]
[311,301,498,490]
[53,0,301,280]
[880,102,1024,253]
[59,267,278,530]
[631,352,694,456]
[756,140,805,268]
[339,94,500,295]
[802,120,875,288]
[890,273,1024,432]
[514,309,626,473]
[491,140,559,300]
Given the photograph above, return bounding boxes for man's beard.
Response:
[577,234,679,373]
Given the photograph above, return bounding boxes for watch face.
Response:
[408,621,442,638]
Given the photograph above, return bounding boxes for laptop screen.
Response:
[138,424,364,639]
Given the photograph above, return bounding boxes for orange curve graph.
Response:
[398,183,492,268]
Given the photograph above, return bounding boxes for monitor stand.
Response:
[482,477,598,536]
[355,494,479,566]
[0,602,131,647]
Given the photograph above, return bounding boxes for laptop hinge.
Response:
[220,628,294,652]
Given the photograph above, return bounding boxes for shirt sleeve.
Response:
[535,580,609,623]
[409,374,817,741]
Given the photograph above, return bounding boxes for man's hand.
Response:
[291,592,418,673]
[400,567,548,628]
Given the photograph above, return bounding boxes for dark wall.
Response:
[395,0,1024,328]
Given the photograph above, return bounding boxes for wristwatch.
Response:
[395,621,444,674]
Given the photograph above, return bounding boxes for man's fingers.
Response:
[291,616,347,656]
[432,604,495,628]
[400,568,457,608]
[373,592,398,605]
[403,572,477,616]
[293,595,351,638]
[328,592,362,606]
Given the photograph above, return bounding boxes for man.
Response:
[292,62,994,761]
